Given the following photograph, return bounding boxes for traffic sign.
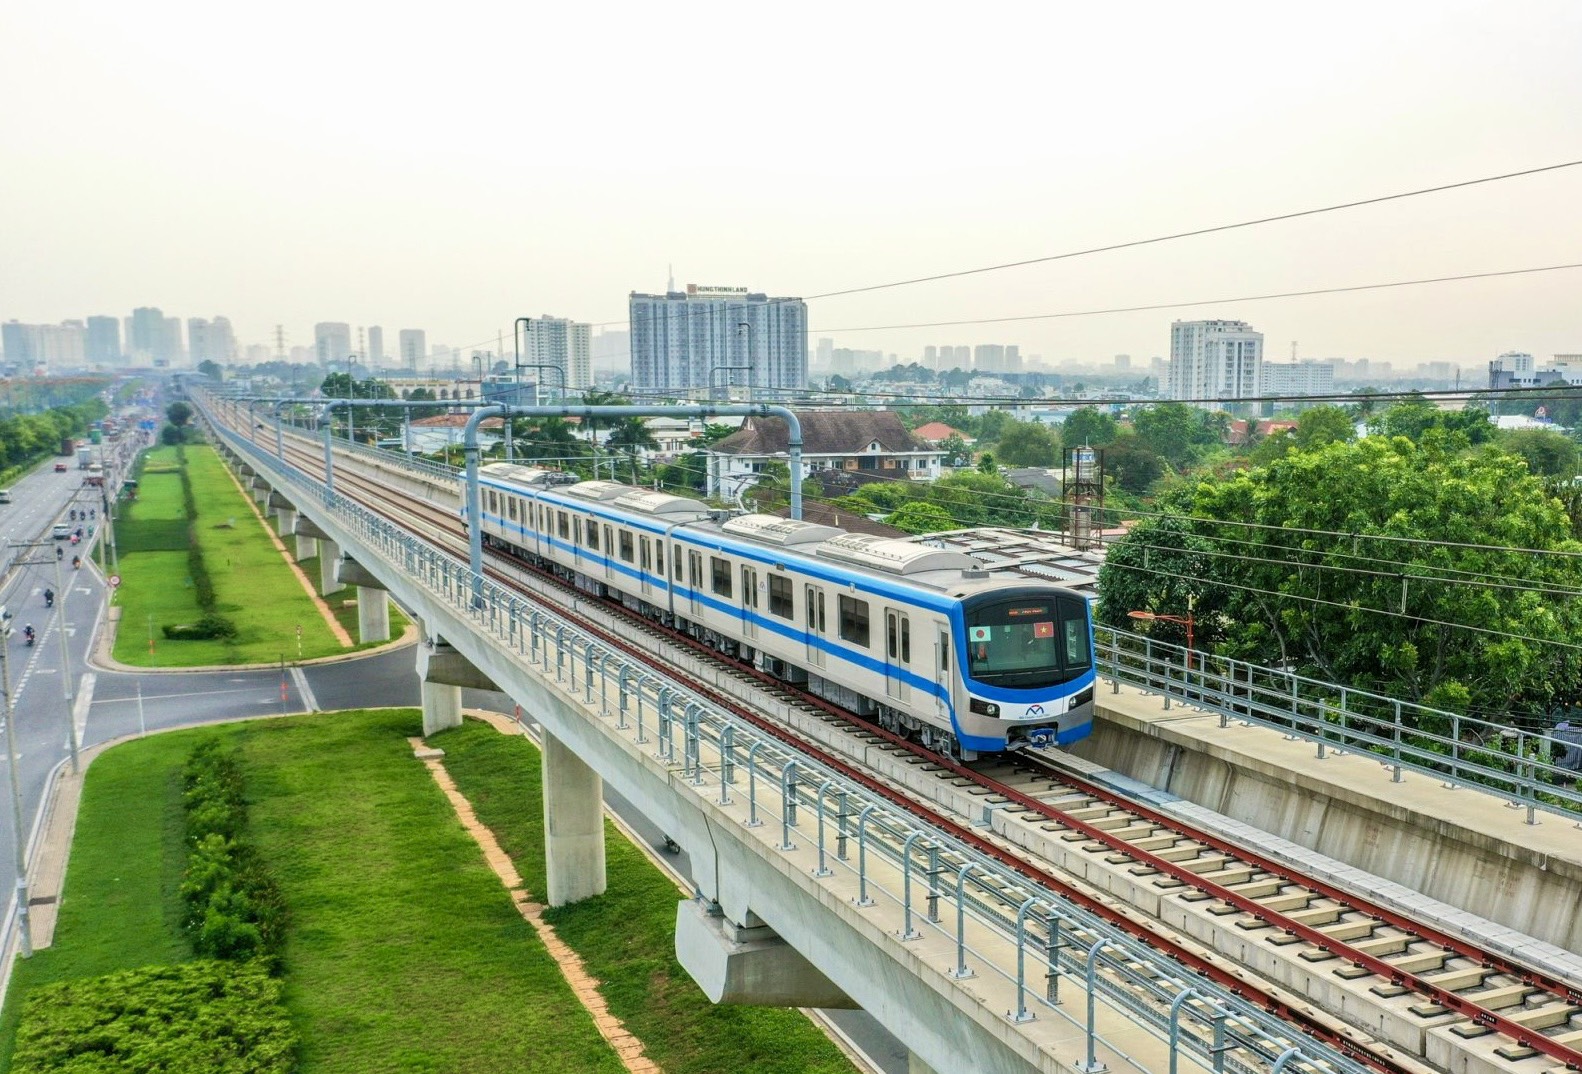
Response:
[109,575,121,588]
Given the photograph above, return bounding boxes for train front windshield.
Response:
[965,594,1091,689]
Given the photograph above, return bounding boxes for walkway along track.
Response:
[268,428,1582,1074]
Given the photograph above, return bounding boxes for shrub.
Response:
[11,960,295,1074]
[162,613,238,641]
[177,742,286,967]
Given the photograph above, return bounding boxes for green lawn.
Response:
[434,719,860,1074]
[111,446,350,667]
[0,732,194,1067]
[1,711,629,1074]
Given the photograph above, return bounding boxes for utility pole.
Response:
[0,607,31,958]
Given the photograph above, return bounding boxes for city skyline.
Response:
[2,4,1579,369]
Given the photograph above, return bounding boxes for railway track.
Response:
[261,422,1582,1074]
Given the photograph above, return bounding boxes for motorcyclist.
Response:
[72,556,81,569]
[22,625,34,645]
[43,588,54,607]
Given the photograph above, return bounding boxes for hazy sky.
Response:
[4,1,1580,367]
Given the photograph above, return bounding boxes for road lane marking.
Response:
[289,666,318,711]
[72,672,94,747]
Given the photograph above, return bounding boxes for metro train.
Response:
[465,463,1096,759]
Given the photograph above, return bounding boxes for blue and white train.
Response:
[466,463,1096,759]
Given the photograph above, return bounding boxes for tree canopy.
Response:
[1061,407,1118,448]
[994,420,1061,467]
[1098,434,1582,720]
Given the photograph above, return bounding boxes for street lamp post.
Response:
[10,542,80,774]
[0,608,30,958]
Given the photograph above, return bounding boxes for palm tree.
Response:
[519,417,583,469]
[605,417,659,483]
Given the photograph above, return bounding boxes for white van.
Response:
[0,490,11,504]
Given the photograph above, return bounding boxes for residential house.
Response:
[704,410,945,500]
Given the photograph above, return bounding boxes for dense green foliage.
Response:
[11,961,294,1074]
[1099,431,1582,719]
[180,742,286,965]
[0,399,106,474]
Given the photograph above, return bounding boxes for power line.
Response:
[803,160,1582,300]
[808,262,1582,333]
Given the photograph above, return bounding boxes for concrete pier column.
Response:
[421,680,463,736]
[416,636,496,737]
[357,587,390,643]
[543,729,606,907]
[293,534,316,561]
[275,507,298,539]
[318,539,343,595]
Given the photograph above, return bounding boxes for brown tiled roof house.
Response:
[703,411,946,500]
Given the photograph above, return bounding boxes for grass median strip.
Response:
[111,445,350,666]
[1,710,631,1074]
[432,718,860,1074]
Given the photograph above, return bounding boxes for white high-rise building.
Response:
[367,326,385,367]
[1261,359,1335,397]
[315,322,352,369]
[630,285,807,398]
[1167,319,1264,405]
[398,329,426,371]
[521,316,592,391]
[188,316,236,365]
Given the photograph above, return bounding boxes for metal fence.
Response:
[209,404,1368,1074]
[1097,629,1582,825]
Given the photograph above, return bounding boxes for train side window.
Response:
[768,574,793,619]
[741,566,757,608]
[487,491,497,514]
[654,542,665,576]
[711,556,732,597]
[839,596,869,647]
[604,524,613,552]
[640,538,652,571]
[815,591,825,633]
[508,498,517,521]
[619,531,635,562]
[900,617,910,663]
[688,550,702,588]
[586,521,599,551]
[939,629,949,673]
[557,512,569,539]
[676,546,686,581]
[886,614,897,659]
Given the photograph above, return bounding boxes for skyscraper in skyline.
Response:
[629,285,807,398]
[367,325,384,367]
[314,322,352,369]
[398,328,426,371]
[1167,319,1264,405]
[86,315,121,364]
[129,306,166,363]
[188,316,235,365]
[525,316,592,391]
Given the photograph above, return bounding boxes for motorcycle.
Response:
[22,627,34,647]
[71,557,81,570]
[43,589,54,608]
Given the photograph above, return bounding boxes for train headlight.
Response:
[969,698,1000,717]
[1070,688,1093,710]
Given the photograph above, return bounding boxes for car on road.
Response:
[53,462,67,472]
[0,490,10,504]
[51,523,70,540]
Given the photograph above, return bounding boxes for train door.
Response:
[935,626,952,720]
[639,537,653,599]
[687,551,704,617]
[740,565,758,641]
[804,584,825,669]
[603,524,615,584]
[885,609,911,703]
